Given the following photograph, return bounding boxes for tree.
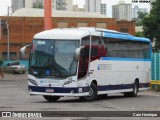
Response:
[135,31,144,37]
[137,11,148,20]
[136,11,148,26]
[142,0,160,52]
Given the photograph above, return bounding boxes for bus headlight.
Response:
[28,78,38,86]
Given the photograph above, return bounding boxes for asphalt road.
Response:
[0,73,160,120]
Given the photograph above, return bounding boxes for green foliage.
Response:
[142,0,160,51]
[136,11,148,26]
[137,11,148,20]
[153,38,160,53]
[135,31,144,37]
[0,57,3,66]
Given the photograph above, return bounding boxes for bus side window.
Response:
[100,46,106,57]
[102,37,109,57]
[90,45,106,61]
[91,47,98,61]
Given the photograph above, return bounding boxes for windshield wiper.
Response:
[50,62,65,78]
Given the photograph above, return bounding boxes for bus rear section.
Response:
[77,33,151,101]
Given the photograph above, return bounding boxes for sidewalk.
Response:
[1,72,28,81]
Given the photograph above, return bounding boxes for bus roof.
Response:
[34,27,150,43]
[33,29,92,40]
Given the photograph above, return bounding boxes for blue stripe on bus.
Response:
[28,83,149,93]
[100,57,151,62]
[103,32,150,43]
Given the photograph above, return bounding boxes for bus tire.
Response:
[79,83,97,101]
[43,95,60,102]
[124,81,138,97]
[132,81,138,97]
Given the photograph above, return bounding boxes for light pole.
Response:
[0,6,11,61]
[6,22,9,62]
[1,22,9,62]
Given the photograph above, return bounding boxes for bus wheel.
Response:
[124,81,138,97]
[43,95,60,102]
[79,83,97,101]
[132,81,138,97]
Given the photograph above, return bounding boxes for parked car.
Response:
[3,61,26,74]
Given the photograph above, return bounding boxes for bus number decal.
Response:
[98,64,112,70]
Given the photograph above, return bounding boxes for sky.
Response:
[0,0,150,17]
[0,0,11,16]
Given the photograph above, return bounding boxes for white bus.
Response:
[21,27,151,101]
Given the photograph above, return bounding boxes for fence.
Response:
[151,53,160,90]
[152,53,160,80]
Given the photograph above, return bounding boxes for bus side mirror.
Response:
[74,46,84,61]
[20,45,31,59]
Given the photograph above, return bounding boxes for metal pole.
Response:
[5,22,9,62]
[0,21,9,61]
[7,6,10,62]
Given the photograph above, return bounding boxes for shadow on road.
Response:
[33,94,145,103]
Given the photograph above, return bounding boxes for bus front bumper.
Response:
[28,85,89,97]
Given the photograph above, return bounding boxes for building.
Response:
[132,5,148,19]
[25,0,33,8]
[12,0,73,12]
[0,8,135,60]
[65,0,73,11]
[73,4,78,11]
[101,3,107,15]
[85,0,101,13]
[85,0,106,15]
[54,0,73,11]
[33,0,43,8]
[135,26,143,32]
[73,5,85,12]
[33,0,73,11]
[12,0,33,12]
[112,1,132,21]
[11,0,25,12]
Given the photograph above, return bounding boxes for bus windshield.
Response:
[29,39,79,78]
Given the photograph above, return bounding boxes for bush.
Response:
[0,57,3,66]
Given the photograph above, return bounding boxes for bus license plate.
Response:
[46,89,54,93]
